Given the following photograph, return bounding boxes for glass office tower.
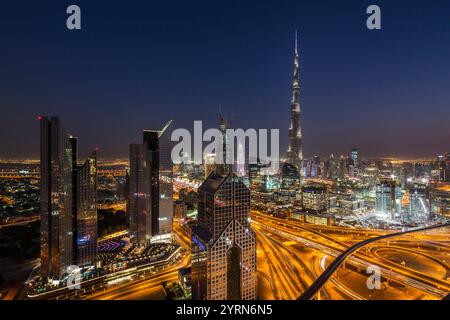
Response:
[76,151,98,267]
[40,116,73,281]
[128,143,152,244]
[143,121,173,236]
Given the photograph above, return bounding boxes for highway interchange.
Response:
[69,211,450,300]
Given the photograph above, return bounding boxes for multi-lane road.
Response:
[26,211,450,300]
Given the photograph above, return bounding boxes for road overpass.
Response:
[298,222,450,300]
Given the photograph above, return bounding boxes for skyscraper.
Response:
[281,162,300,190]
[408,182,428,222]
[437,153,450,182]
[376,178,401,220]
[218,117,232,176]
[287,31,303,185]
[69,137,98,267]
[351,149,359,168]
[40,116,73,281]
[236,141,246,177]
[128,143,152,244]
[69,136,78,265]
[429,183,450,217]
[129,121,174,244]
[76,151,98,267]
[191,172,257,300]
[204,153,216,179]
[143,120,174,236]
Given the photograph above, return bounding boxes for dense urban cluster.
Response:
[0,33,449,301]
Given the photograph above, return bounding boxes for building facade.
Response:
[301,185,328,214]
[129,121,174,243]
[376,178,401,220]
[204,153,216,179]
[408,182,428,222]
[191,172,257,300]
[76,151,98,267]
[143,121,174,236]
[429,183,450,217]
[129,143,152,244]
[40,116,74,280]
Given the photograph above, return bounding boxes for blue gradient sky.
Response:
[0,0,449,159]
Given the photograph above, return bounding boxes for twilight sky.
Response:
[0,0,449,159]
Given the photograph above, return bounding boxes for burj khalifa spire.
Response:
[286,30,303,183]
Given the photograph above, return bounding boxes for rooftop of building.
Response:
[198,171,230,194]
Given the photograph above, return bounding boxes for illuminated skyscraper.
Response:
[408,182,428,222]
[301,185,328,214]
[69,136,78,265]
[40,116,73,280]
[69,136,98,267]
[143,120,174,236]
[281,162,300,190]
[191,172,256,300]
[287,31,303,185]
[351,149,359,167]
[218,117,232,176]
[328,154,338,180]
[236,141,246,177]
[204,153,216,179]
[129,143,152,244]
[376,178,401,220]
[429,183,450,217]
[248,158,269,192]
[76,151,98,266]
[129,121,173,243]
[437,153,450,182]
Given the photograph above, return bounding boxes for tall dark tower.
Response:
[39,116,73,281]
[76,150,98,267]
[217,117,232,176]
[287,31,303,185]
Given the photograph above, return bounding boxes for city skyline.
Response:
[1,0,450,306]
[1,0,450,159]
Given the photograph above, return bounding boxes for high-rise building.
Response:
[281,162,300,190]
[204,153,216,179]
[191,172,256,300]
[69,136,98,267]
[40,116,74,280]
[129,121,174,244]
[328,154,338,180]
[376,178,401,220]
[128,143,152,244]
[408,182,428,222]
[69,136,78,265]
[143,121,174,236]
[429,183,450,217]
[338,155,347,179]
[217,117,232,176]
[311,156,321,178]
[301,185,328,214]
[286,31,303,186]
[76,151,98,267]
[437,153,450,182]
[236,141,246,177]
[248,158,269,192]
[351,149,359,167]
